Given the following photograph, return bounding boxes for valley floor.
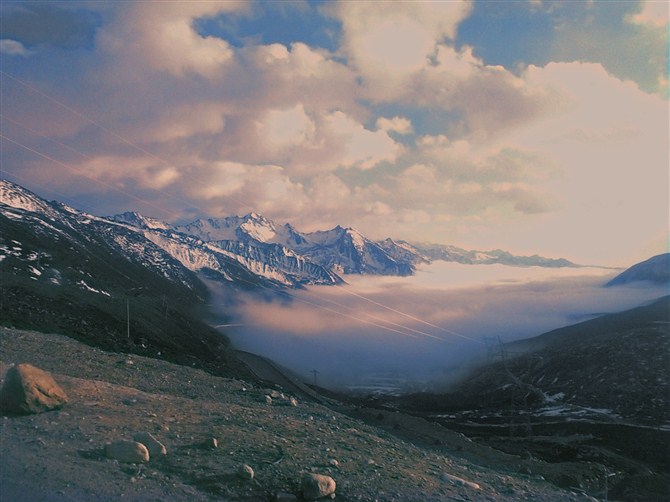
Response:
[0,327,595,501]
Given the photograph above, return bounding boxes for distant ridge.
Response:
[605,253,670,287]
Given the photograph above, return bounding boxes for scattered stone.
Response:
[301,473,336,500]
[0,364,68,414]
[237,463,254,481]
[289,397,298,407]
[133,432,167,456]
[206,437,218,449]
[105,441,150,463]
[270,390,285,399]
[265,395,273,405]
[328,459,340,468]
[442,472,481,490]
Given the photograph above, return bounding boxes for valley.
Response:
[1,178,668,501]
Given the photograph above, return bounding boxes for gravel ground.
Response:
[0,327,597,501]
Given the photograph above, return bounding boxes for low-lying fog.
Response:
[208,263,667,392]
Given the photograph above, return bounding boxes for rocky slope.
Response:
[385,296,670,501]
[0,327,597,501]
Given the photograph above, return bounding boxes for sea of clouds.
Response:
[208,263,667,391]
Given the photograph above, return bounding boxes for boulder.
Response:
[301,473,336,500]
[133,432,167,456]
[0,364,68,414]
[105,441,150,463]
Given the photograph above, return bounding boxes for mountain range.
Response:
[1,179,581,291]
[109,209,579,287]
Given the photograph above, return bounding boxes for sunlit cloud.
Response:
[97,1,245,78]
[0,0,666,267]
[627,1,669,28]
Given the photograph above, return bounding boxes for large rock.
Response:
[0,364,68,414]
[133,432,167,456]
[105,441,150,463]
[301,473,336,500]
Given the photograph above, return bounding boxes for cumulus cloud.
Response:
[256,104,316,152]
[97,1,245,78]
[322,111,402,170]
[333,1,472,96]
[185,161,308,219]
[1,0,666,267]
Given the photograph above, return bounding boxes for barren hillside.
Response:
[1,327,594,501]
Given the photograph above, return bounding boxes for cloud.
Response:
[256,104,316,152]
[0,39,32,56]
[214,263,667,388]
[1,1,665,267]
[322,111,402,170]
[627,1,669,28]
[186,161,308,219]
[97,2,245,78]
[376,116,414,135]
[333,1,472,89]
[544,0,669,95]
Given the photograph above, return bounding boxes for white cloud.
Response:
[97,2,245,78]
[135,102,227,143]
[376,116,414,135]
[628,1,669,27]
[0,39,32,56]
[335,1,472,74]
[191,161,307,217]
[476,61,670,264]
[256,104,315,152]
[331,1,473,103]
[322,111,402,170]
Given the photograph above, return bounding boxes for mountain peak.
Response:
[0,179,53,214]
[110,211,169,230]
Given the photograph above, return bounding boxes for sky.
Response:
[0,0,668,267]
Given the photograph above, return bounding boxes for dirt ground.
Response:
[0,327,597,501]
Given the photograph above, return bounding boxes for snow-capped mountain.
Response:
[291,225,415,275]
[2,178,580,297]
[168,213,577,276]
[173,213,414,276]
[112,211,170,231]
[111,212,341,287]
[0,179,248,376]
[406,242,576,268]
